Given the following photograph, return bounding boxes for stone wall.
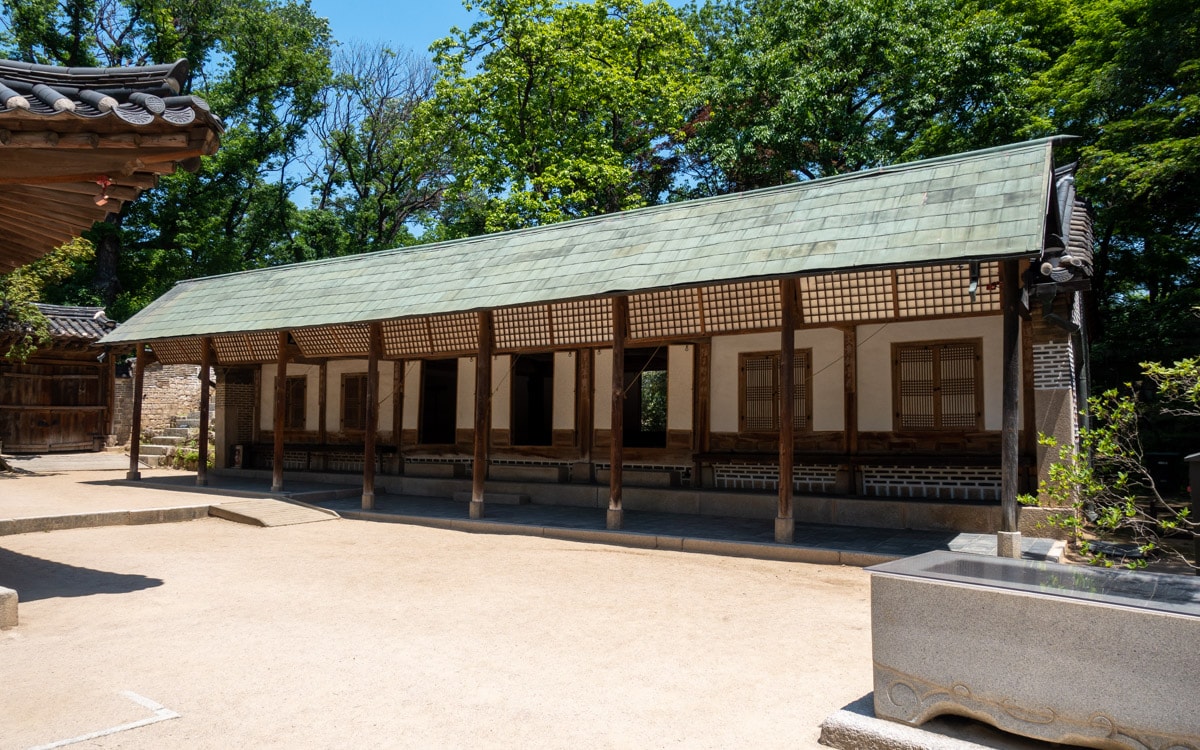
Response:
[110,363,203,444]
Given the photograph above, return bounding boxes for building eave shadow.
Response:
[0,547,163,602]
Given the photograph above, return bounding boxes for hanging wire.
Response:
[621,344,665,397]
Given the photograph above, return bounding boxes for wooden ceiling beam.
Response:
[0,217,80,247]
[23,182,141,201]
[0,130,191,149]
[0,198,105,229]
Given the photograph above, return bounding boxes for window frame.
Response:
[418,358,459,445]
[283,375,307,431]
[737,349,814,434]
[340,372,369,433]
[891,338,984,432]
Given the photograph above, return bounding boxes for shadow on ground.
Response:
[0,547,163,601]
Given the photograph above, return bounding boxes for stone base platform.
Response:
[819,695,1075,750]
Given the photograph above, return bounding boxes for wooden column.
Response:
[362,323,382,509]
[777,279,796,543]
[608,296,628,530]
[392,360,404,471]
[471,311,494,519]
[573,348,594,483]
[197,336,212,487]
[842,325,859,494]
[692,340,711,488]
[317,362,328,446]
[126,344,146,481]
[999,259,1022,555]
[271,331,288,493]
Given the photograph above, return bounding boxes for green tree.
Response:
[431,0,699,232]
[0,238,95,360]
[303,42,453,257]
[683,0,1043,192]
[1030,0,1199,387]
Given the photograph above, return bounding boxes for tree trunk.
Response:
[93,213,123,307]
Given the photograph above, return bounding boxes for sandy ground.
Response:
[0,468,207,519]
[0,514,873,749]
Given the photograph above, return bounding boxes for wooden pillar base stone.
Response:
[126,469,141,481]
[470,500,484,520]
[606,507,623,530]
[362,491,375,510]
[775,516,795,544]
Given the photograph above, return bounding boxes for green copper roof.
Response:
[102,138,1057,344]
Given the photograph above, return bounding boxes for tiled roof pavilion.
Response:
[101,137,1084,362]
[0,58,223,272]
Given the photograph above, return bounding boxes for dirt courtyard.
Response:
[0,511,876,749]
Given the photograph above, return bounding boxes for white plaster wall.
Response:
[594,349,612,430]
[667,345,692,430]
[324,359,395,432]
[553,351,575,430]
[491,355,511,430]
[857,316,1005,431]
[260,363,319,430]
[401,361,420,430]
[457,357,475,429]
[710,329,845,432]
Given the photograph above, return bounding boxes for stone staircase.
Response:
[138,411,211,468]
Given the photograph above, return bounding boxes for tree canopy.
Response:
[0,0,1194,396]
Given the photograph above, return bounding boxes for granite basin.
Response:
[869,550,1200,749]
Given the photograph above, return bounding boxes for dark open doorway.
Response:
[623,348,667,448]
[419,359,458,444]
[512,354,554,446]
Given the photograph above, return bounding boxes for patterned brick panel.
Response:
[861,465,1001,501]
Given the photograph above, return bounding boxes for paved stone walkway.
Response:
[313,493,1061,563]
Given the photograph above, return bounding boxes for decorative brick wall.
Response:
[861,465,1001,501]
[713,463,839,493]
[110,363,203,444]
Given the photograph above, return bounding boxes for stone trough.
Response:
[868,551,1200,750]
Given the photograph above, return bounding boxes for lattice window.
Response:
[293,324,370,358]
[896,263,1000,317]
[212,332,280,363]
[151,338,202,365]
[284,376,306,430]
[629,289,702,339]
[551,298,612,345]
[342,373,368,431]
[893,340,982,431]
[703,281,780,333]
[429,312,478,354]
[738,350,812,432]
[495,305,553,350]
[799,270,894,323]
[381,318,430,358]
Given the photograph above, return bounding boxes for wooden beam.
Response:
[608,296,628,530]
[363,323,382,509]
[126,344,146,481]
[575,348,594,482]
[692,340,711,488]
[24,182,141,201]
[0,130,190,149]
[197,336,212,487]
[777,278,796,543]
[1000,260,1022,549]
[843,325,859,493]
[470,311,494,519]
[317,361,328,445]
[272,331,288,493]
[0,171,159,189]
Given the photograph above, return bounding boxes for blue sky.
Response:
[307,1,480,54]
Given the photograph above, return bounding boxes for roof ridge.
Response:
[174,137,1065,288]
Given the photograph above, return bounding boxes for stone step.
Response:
[175,420,199,429]
[210,499,337,527]
[149,435,185,446]
[161,427,192,438]
[139,445,172,456]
